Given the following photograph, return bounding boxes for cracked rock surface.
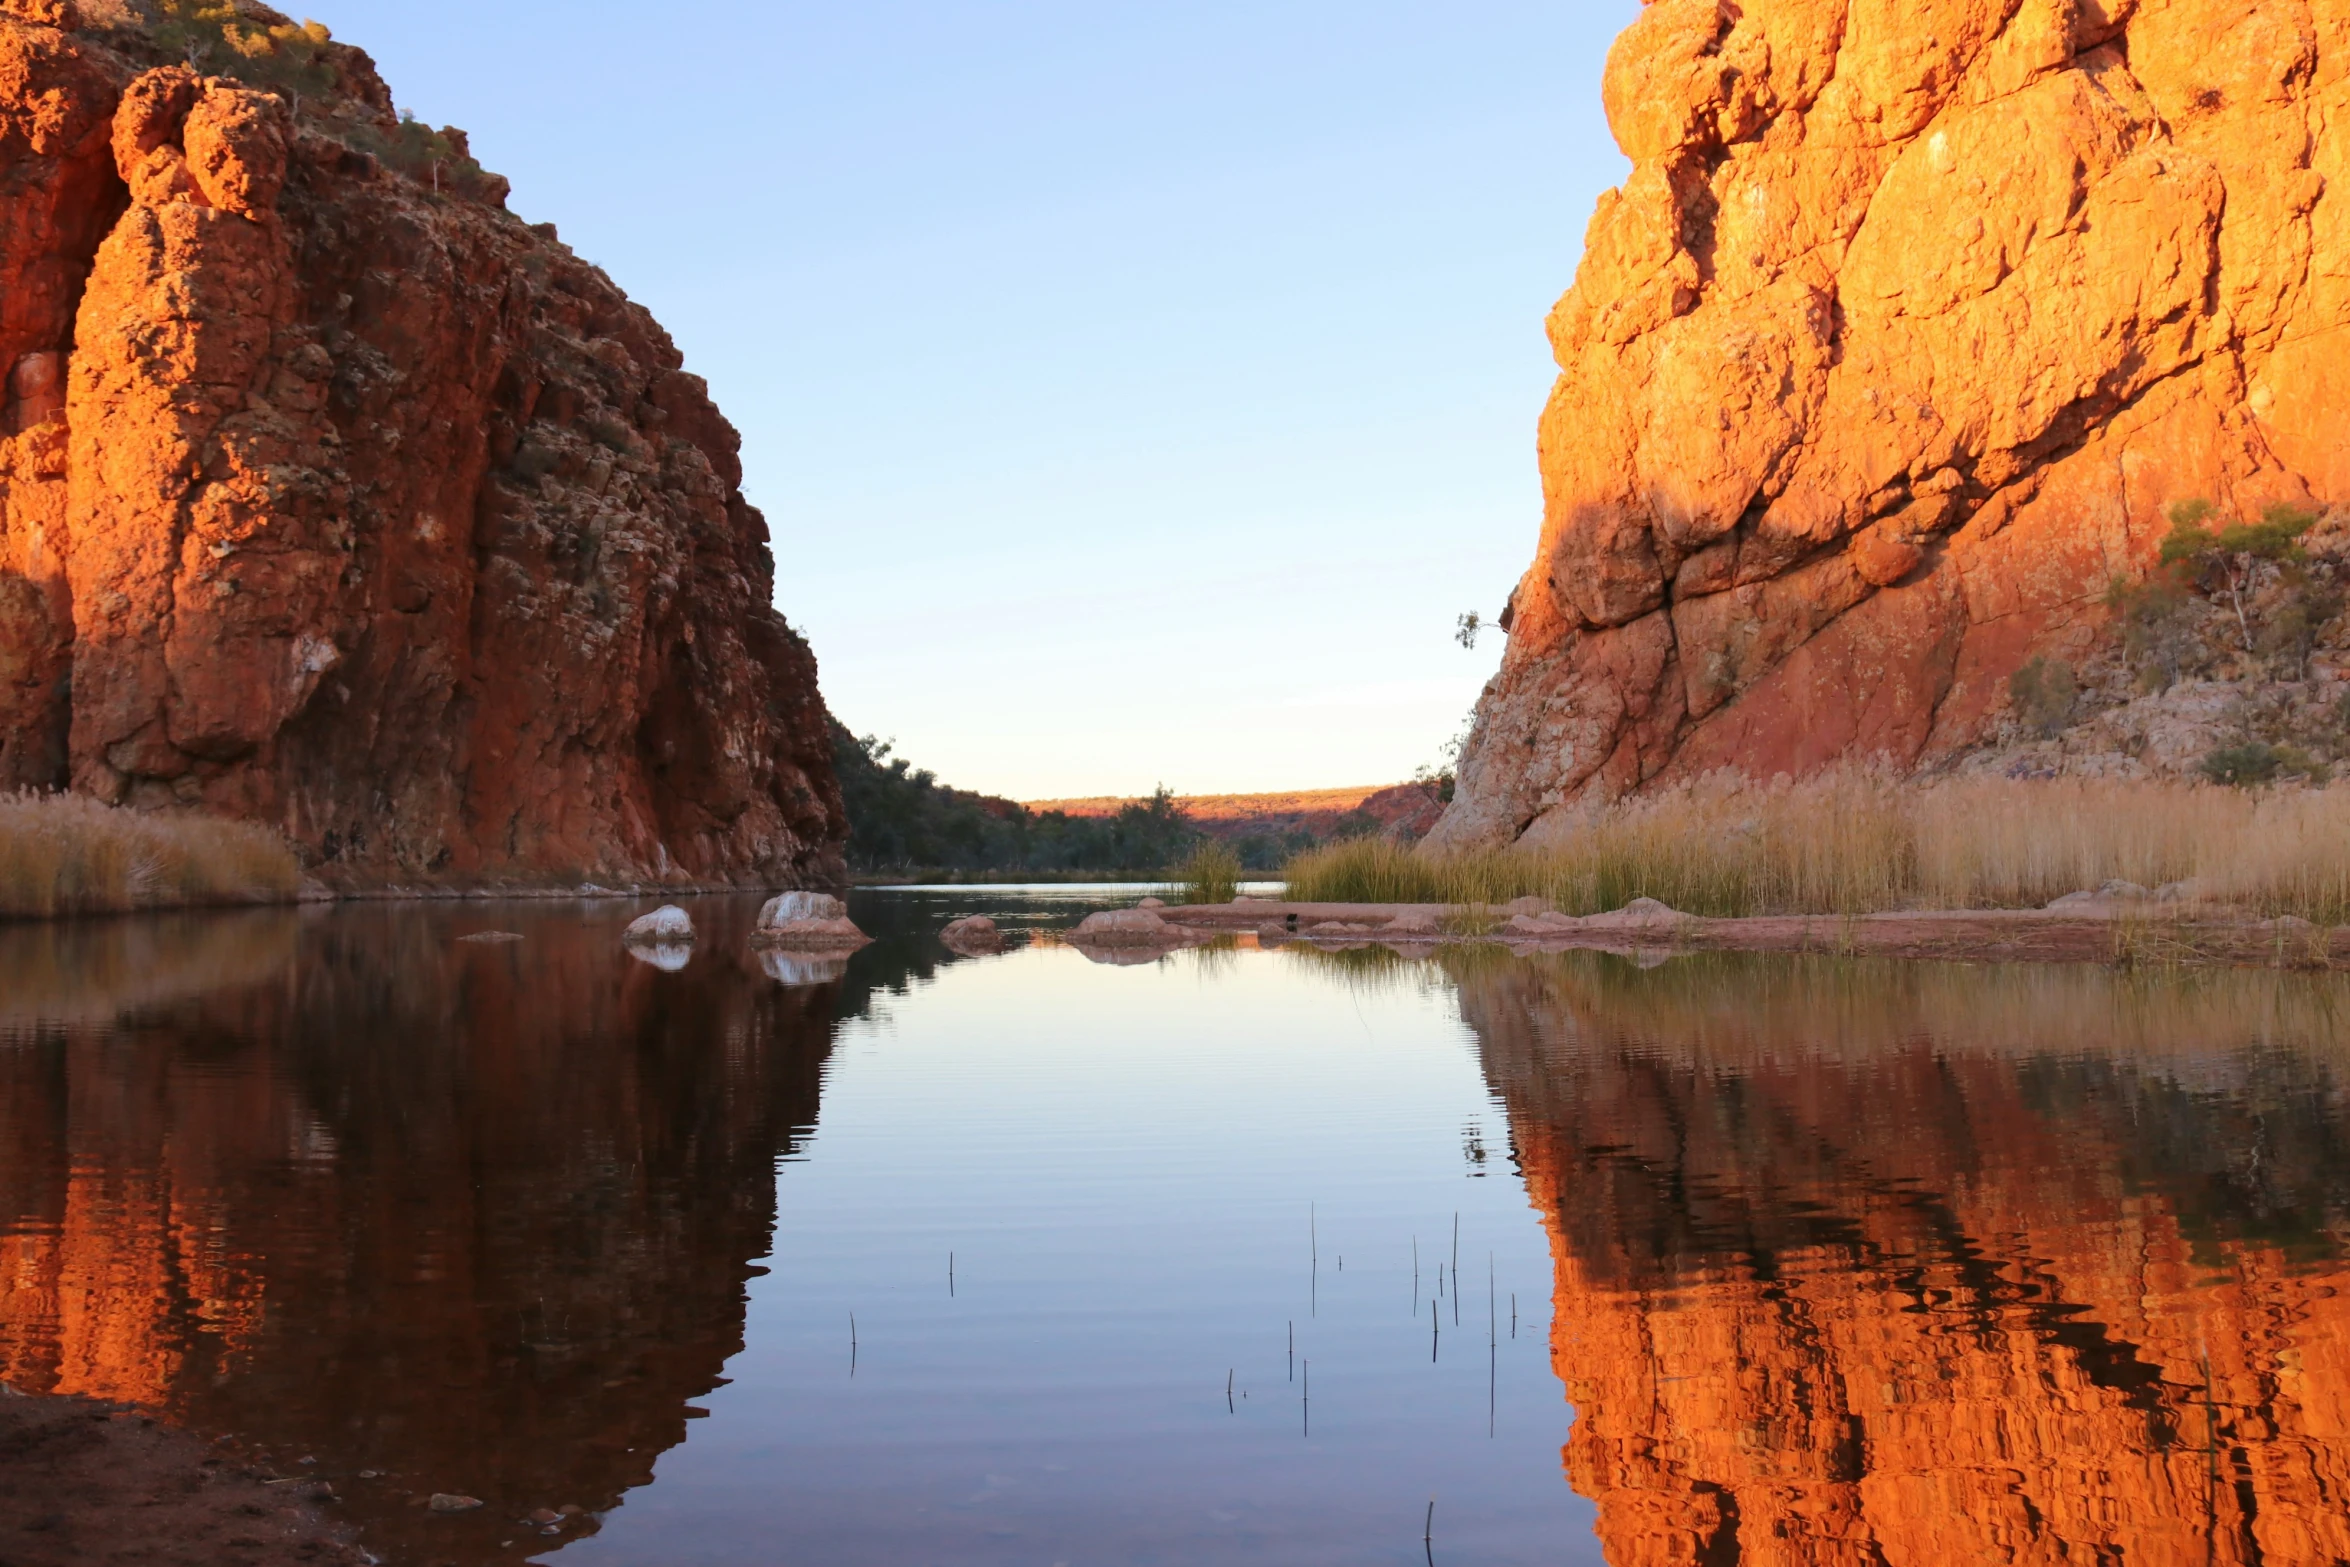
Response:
[1434,0,2350,850]
[0,5,844,889]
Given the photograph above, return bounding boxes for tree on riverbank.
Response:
[830,725,1202,877]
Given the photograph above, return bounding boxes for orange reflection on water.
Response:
[0,901,842,1566]
[1465,952,2350,1565]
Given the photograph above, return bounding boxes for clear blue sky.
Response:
[322,1,1639,799]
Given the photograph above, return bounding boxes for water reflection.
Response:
[0,898,843,1564]
[2,900,2347,1566]
[1457,951,2350,1565]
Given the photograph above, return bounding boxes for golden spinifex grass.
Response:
[1176,841,1243,906]
[0,791,301,918]
[1282,774,2350,925]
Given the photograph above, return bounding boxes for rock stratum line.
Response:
[0,2,845,890]
[1434,0,2350,850]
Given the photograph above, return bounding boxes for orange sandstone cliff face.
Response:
[0,5,844,888]
[1432,0,2349,850]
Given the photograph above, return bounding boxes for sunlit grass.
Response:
[1283,773,2350,925]
[1176,841,1242,905]
[0,791,301,919]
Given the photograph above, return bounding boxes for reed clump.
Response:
[0,792,302,919]
[1283,773,2350,925]
[1176,841,1243,905]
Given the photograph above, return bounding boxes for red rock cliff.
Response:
[1432,0,2348,849]
[0,2,845,888]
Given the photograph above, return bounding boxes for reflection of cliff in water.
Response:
[0,898,853,1564]
[1456,952,2350,1566]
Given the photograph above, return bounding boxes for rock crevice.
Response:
[1434,0,2347,850]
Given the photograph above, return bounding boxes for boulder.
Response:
[1067,908,1183,947]
[1582,898,1684,930]
[939,914,1003,954]
[1137,897,1166,909]
[752,890,870,951]
[622,905,695,944]
[2046,882,2154,912]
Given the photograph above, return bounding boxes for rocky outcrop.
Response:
[0,5,844,888]
[1434,0,2350,850]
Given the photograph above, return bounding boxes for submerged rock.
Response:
[939,914,1003,954]
[752,890,870,951]
[1067,908,1180,947]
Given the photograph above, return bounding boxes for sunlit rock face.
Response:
[1433,0,2349,849]
[0,7,843,888]
[0,903,841,1563]
[1459,953,2350,1565]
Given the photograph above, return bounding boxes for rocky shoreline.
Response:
[0,1388,366,1567]
[1108,898,2350,972]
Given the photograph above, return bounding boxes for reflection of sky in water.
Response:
[6,895,2350,1566]
[564,939,1591,1566]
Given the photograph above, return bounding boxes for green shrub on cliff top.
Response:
[154,2,338,101]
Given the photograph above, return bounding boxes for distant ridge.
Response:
[1025,784,1446,844]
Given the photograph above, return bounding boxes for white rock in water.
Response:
[628,943,694,972]
[759,890,847,927]
[624,905,696,944]
[751,888,870,951]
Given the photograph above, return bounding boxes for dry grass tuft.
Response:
[1284,773,2350,925]
[0,792,301,919]
[1176,841,1243,905]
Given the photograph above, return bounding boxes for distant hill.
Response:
[1026,783,1446,852]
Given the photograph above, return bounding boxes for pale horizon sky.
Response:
[323,1,1640,799]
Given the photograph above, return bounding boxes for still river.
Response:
[2,888,2347,1565]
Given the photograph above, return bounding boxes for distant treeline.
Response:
[831,726,1389,878]
[833,726,1201,876]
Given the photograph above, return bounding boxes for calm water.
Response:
[2,891,2347,1565]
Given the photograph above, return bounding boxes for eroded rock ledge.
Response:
[1433,0,2349,850]
[0,2,845,890]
